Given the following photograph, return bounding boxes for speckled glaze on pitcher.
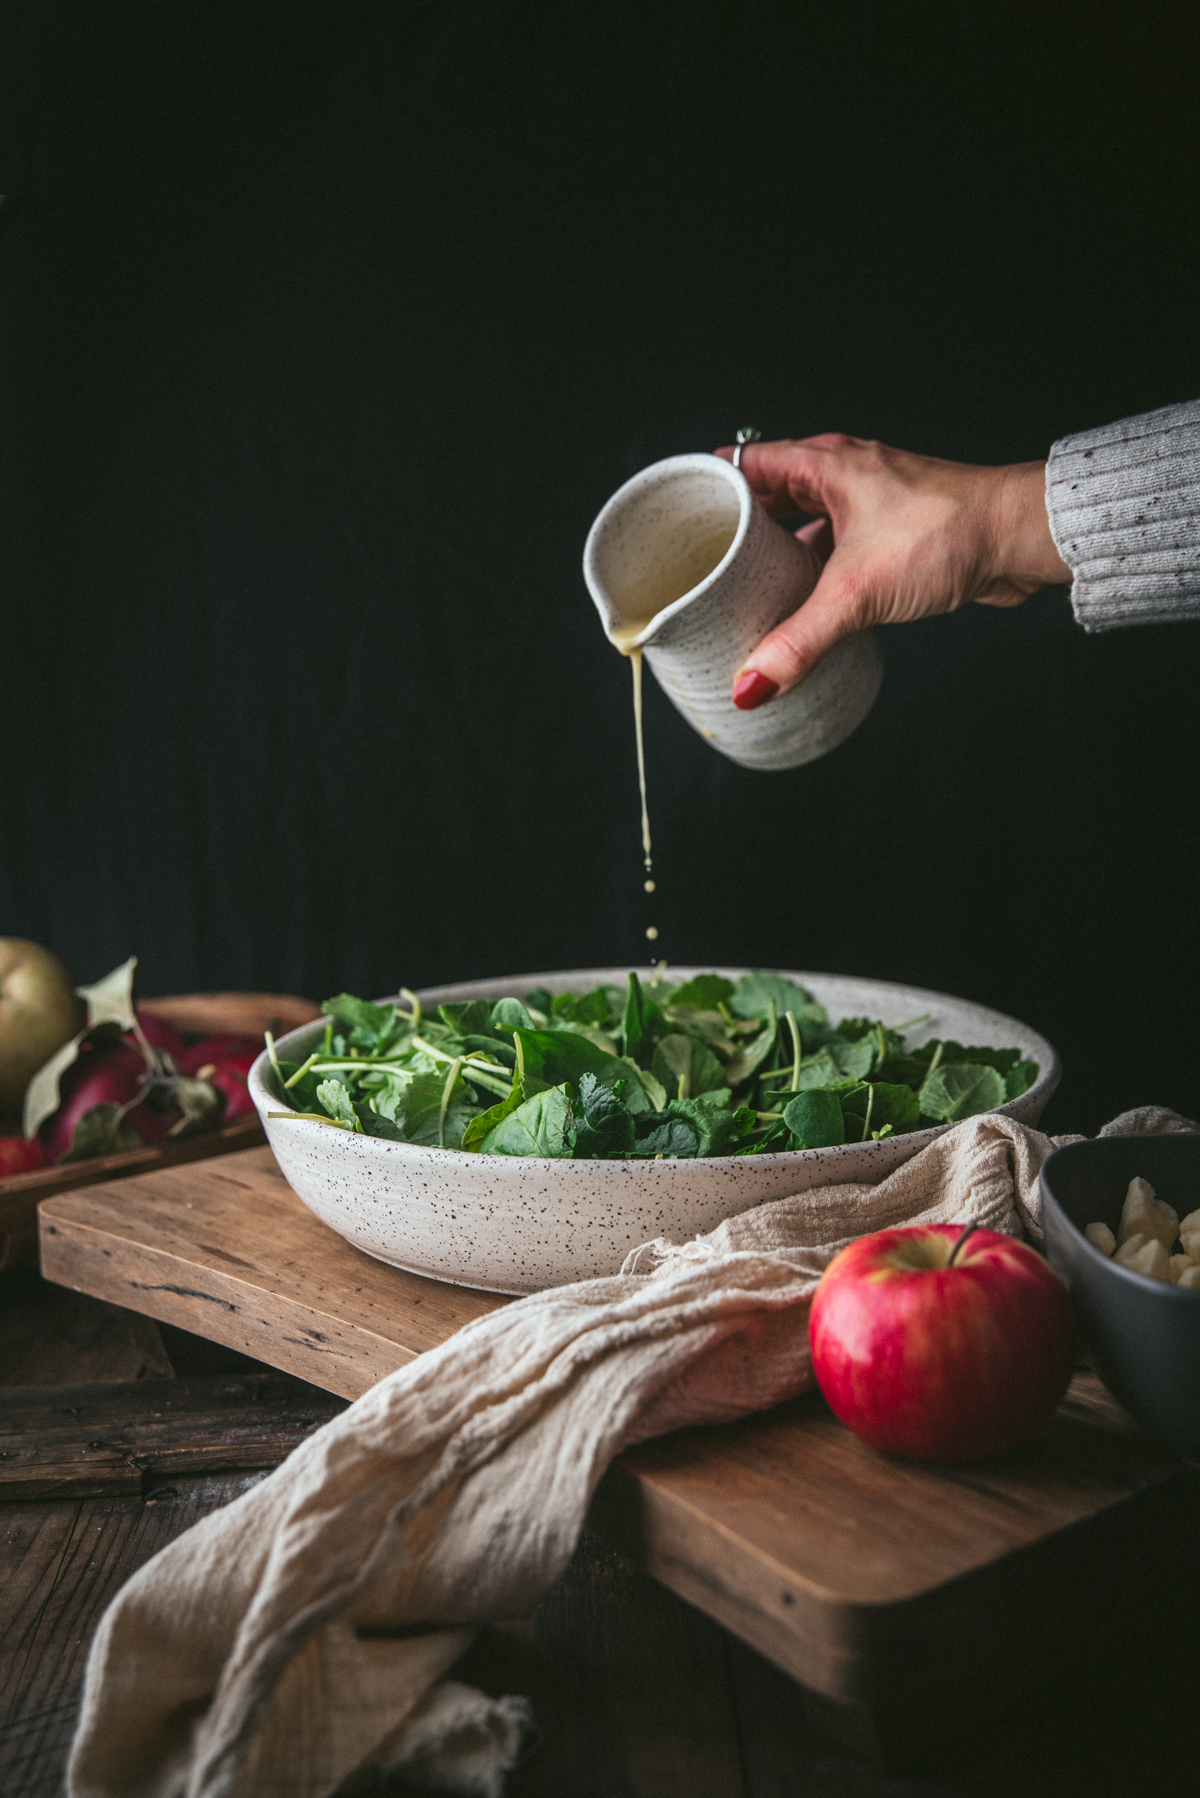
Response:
[583,452,882,771]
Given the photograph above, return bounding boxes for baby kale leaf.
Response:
[573,1071,638,1158]
[669,973,736,1010]
[1005,1059,1039,1100]
[475,1083,575,1157]
[730,972,826,1028]
[651,1032,727,1100]
[842,1081,921,1140]
[321,994,398,1052]
[782,1088,846,1149]
[620,971,668,1066]
[918,1062,1007,1123]
[513,1027,617,1091]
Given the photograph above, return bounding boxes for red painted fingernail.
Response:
[732,670,779,711]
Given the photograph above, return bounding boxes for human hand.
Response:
[715,435,1072,707]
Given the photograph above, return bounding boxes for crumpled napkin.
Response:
[66,1107,1195,1798]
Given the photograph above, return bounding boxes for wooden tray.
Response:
[37,1147,1200,1763]
[0,991,319,1271]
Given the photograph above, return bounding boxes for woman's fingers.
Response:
[715,438,848,520]
[713,444,800,518]
[733,553,868,705]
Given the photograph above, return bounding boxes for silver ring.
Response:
[733,426,761,471]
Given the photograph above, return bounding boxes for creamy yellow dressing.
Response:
[609,523,737,946]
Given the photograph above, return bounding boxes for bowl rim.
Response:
[1041,1138,1200,1302]
[250,964,1062,1173]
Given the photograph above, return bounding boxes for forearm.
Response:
[989,460,1071,595]
[1046,399,1200,631]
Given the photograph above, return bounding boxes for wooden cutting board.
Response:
[37,1147,1200,1763]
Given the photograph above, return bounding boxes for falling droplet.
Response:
[646,926,659,941]
[644,879,656,893]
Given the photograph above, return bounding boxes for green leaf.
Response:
[737,1118,792,1155]
[730,972,826,1028]
[438,1000,495,1036]
[782,1089,846,1149]
[1005,1059,1039,1101]
[631,1114,702,1158]
[321,994,396,1044]
[668,974,736,1010]
[316,1079,363,1131]
[359,1069,478,1149]
[477,1084,575,1157]
[620,971,667,1065]
[723,1006,779,1088]
[842,1081,921,1140]
[523,987,554,1018]
[549,987,615,1027]
[512,1028,616,1092]
[918,1062,1007,1123]
[573,1071,637,1158]
[651,1033,727,1100]
[490,997,538,1033]
[461,1082,524,1151]
[268,1057,326,1112]
[588,1054,663,1115]
[836,1018,906,1062]
[633,1091,738,1158]
[458,1034,518,1068]
[789,1036,875,1090]
[353,1102,407,1141]
[874,1056,930,1090]
[58,1100,143,1163]
[545,1020,621,1058]
[909,1040,1024,1077]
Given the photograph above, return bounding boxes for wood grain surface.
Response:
[138,994,321,1037]
[0,1373,345,1500]
[1,1267,175,1387]
[39,1148,507,1388]
[37,1146,1200,1757]
[0,1116,267,1273]
[0,1470,268,1798]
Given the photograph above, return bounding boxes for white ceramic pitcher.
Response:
[583,452,882,771]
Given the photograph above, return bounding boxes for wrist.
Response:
[991,461,1072,592]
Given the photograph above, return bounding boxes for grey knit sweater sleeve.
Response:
[1045,398,1200,631]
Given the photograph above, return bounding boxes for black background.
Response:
[1,1,1198,1134]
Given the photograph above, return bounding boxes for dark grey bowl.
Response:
[1041,1134,1200,1466]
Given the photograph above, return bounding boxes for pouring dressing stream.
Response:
[609,523,738,942]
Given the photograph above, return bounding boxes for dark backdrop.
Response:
[2,1,1198,1133]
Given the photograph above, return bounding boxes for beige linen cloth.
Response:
[67,1107,1194,1798]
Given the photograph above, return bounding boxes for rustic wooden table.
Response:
[4,1151,1199,1795]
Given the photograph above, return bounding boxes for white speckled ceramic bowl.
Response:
[249,967,1060,1296]
[583,454,883,771]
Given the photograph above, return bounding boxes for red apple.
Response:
[0,1134,45,1177]
[808,1223,1075,1462]
[0,938,86,1119]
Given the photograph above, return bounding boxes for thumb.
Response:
[732,551,868,707]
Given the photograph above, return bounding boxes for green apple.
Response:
[0,939,86,1121]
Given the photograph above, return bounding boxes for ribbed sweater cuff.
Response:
[1045,398,1200,632]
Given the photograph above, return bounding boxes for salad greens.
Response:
[263,972,1038,1160]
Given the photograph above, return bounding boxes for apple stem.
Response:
[947,1223,980,1268]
